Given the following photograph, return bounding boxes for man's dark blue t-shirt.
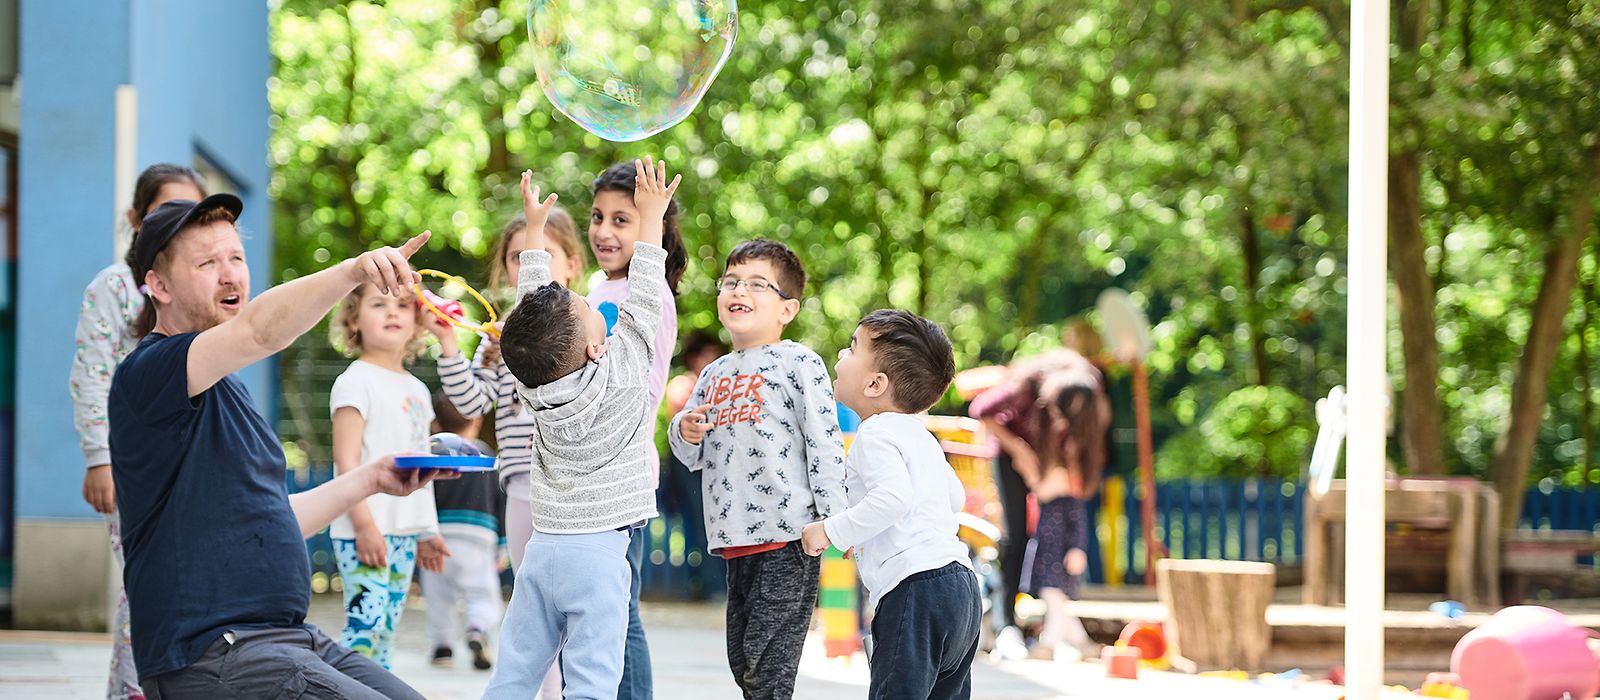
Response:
[109,332,310,679]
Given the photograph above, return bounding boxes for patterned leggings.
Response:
[333,535,419,670]
[107,511,143,700]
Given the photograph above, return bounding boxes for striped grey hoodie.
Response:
[511,243,665,534]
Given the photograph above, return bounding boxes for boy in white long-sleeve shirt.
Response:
[801,309,981,700]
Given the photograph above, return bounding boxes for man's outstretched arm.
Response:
[288,456,451,538]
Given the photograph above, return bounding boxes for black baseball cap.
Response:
[133,193,245,274]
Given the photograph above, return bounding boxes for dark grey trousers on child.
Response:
[867,562,983,700]
[725,541,820,700]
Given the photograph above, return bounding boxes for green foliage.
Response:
[268,0,1600,486]
[1158,385,1315,480]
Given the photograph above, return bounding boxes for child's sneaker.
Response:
[431,646,454,667]
[466,628,493,670]
[992,625,1028,661]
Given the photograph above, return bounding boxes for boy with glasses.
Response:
[668,238,848,698]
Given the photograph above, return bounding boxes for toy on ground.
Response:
[1117,619,1169,668]
[1417,672,1469,699]
[1102,645,1140,679]
[414,269,501,338]
[1450,605,1598,700]
[1428,600,1467,620]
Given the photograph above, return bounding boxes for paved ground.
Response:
[1,595,1380,699]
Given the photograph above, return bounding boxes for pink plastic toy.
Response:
[1103,645,1140,679]
[1451,605,1599,700]
[418,289,465,321]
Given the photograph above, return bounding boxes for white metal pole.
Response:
[1345,0,1390,696]
[114,84,137,261]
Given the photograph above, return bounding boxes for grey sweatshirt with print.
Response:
[511,243,666,534]
[667,341,849,551]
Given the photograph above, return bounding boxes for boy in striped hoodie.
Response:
[480,159,679,700]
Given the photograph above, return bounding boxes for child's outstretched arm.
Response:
[796,352,850,517]
[612,157,680,370]
[514,171,562,300]
[804,436,915,556]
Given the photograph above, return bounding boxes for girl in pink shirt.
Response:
[584,160,687,699]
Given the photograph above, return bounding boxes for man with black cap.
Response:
[109,193,446,699]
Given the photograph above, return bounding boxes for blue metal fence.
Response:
[1519,485,1600,566]
[1522,486,1600,532]
[1081,478,1305,584]
[287,466,1600,597]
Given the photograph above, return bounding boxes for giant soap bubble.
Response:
[528,0,739,142]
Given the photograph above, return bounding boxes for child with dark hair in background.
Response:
[585,159,691,699]
[420,391,505,671]
[802,310,980,699]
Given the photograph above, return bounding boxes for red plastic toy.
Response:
[1118,620,1167,662]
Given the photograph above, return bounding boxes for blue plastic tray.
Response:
[394,455,497,472]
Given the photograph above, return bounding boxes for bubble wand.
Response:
[414,269,501,338]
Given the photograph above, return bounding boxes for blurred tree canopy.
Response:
[268,0,1600,510]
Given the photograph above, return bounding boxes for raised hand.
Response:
[424,310,460,356]
[353,231,430,296]
[519,171,560,241]
[633,155,681,246]
[479,327,504,367]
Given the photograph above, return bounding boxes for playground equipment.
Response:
[1097,288,1163,584]
[929,416,1008,649]
[818,546,861,657]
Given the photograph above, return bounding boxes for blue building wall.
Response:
[15,0,272,522]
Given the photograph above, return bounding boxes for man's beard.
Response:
[175,294,238,332]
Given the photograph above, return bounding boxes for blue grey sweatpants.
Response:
[483,529,632,700]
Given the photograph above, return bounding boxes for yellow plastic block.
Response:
[820,608,857,635]
[820,559,856,589]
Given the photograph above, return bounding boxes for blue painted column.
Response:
[13,0,273,629]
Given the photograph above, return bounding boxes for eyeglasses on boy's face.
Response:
[717,277,793,300]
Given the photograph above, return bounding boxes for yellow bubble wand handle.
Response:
[414,269,501,337]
